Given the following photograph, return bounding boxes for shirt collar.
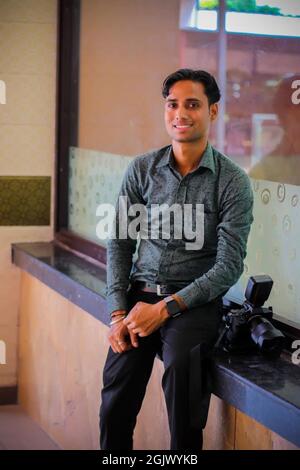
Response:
[156,142,216,174]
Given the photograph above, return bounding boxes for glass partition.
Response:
[65,0,300,328]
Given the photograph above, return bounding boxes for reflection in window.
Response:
[183,0,218,31]
[225,0,300,38]
[193,0,300,37]
[249,74,300,185]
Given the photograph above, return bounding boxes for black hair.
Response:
[162,68,221,105]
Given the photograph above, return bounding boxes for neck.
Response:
[172,139,208,176]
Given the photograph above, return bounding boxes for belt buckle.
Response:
[156,284,164,296]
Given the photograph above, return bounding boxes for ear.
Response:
[209,103,218,121]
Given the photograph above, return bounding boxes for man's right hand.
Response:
[108,310,139,354]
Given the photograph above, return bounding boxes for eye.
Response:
[188,102,200,108]
[167,102,177,109]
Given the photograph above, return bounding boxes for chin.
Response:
[174,136,200,143]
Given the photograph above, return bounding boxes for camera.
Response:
[215,275,285,358]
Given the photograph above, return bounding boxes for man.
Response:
[100,69,254,450]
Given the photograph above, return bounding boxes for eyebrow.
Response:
[166,98,202,103]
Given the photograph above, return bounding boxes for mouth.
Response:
[173,124,193,129]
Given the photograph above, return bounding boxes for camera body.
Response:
[216,275,285,358]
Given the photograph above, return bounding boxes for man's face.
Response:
[164,80,218,144]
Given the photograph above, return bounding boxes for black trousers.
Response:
[99,289,222,451]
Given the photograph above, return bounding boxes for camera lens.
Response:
[248,316,285,357]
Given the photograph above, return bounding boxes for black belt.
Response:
[131,281,189,297]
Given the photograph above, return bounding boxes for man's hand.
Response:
[108,310,139,354]
[124,300,169,337]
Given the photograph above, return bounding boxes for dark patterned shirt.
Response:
[106,143,254,314]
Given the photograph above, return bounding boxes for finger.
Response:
[132,328,142,335]
[116,336,129,353]
[111,339,123,354]
[123,316,131,325]
[108,336,119,354]
[119,341,127,352]
[129,331,139,348]
[126,321,137,330]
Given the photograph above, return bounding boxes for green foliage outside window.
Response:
[197,0,299,17]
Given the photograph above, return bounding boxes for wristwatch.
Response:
[164,296,182,318]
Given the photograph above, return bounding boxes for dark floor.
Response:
[0,405,60,450]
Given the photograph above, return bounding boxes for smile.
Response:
[173,124,192,129]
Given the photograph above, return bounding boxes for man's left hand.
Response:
[124,300,169,337]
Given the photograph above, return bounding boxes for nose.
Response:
[175,105,188,121]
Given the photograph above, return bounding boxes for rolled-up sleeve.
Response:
[176,171,254,309]
[106,160,144,315]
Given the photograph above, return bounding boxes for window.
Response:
[56,0,300,330]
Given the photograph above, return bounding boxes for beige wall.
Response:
[79,0,180,156]
[0,0,57,386]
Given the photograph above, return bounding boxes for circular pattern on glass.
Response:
[282,215,291,233]
[291,195,299,207]
[277,184,285,202]
[261,189,271,205]
[253,180,259,192]
[272,246,280,256]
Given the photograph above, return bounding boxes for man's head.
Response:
[162,69,221,144]
[162,69,221,105]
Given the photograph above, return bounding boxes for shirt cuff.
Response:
[175,281,209,310]
[106,290,129,316]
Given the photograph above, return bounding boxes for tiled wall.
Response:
[0,0,57,387]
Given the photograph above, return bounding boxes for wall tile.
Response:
[0,22,56,74]
[0,74,55,125]
[0,176,51,225]
[0,0,56,24]
[0,125,54,175]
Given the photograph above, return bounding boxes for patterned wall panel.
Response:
[228,180,300,326]
[0,176,50,226]
[68,147,133,246]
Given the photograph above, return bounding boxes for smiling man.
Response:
[99,69,254,451]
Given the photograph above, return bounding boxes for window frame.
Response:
[55,0,107,264]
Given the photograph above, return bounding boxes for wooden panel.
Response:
[204,395,236,450]
[235,410,299,450]
[18,271,169,450]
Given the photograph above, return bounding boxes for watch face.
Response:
[166,298,181,317]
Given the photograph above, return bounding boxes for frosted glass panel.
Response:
[68,147,133,246]
[227,179,300,327]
